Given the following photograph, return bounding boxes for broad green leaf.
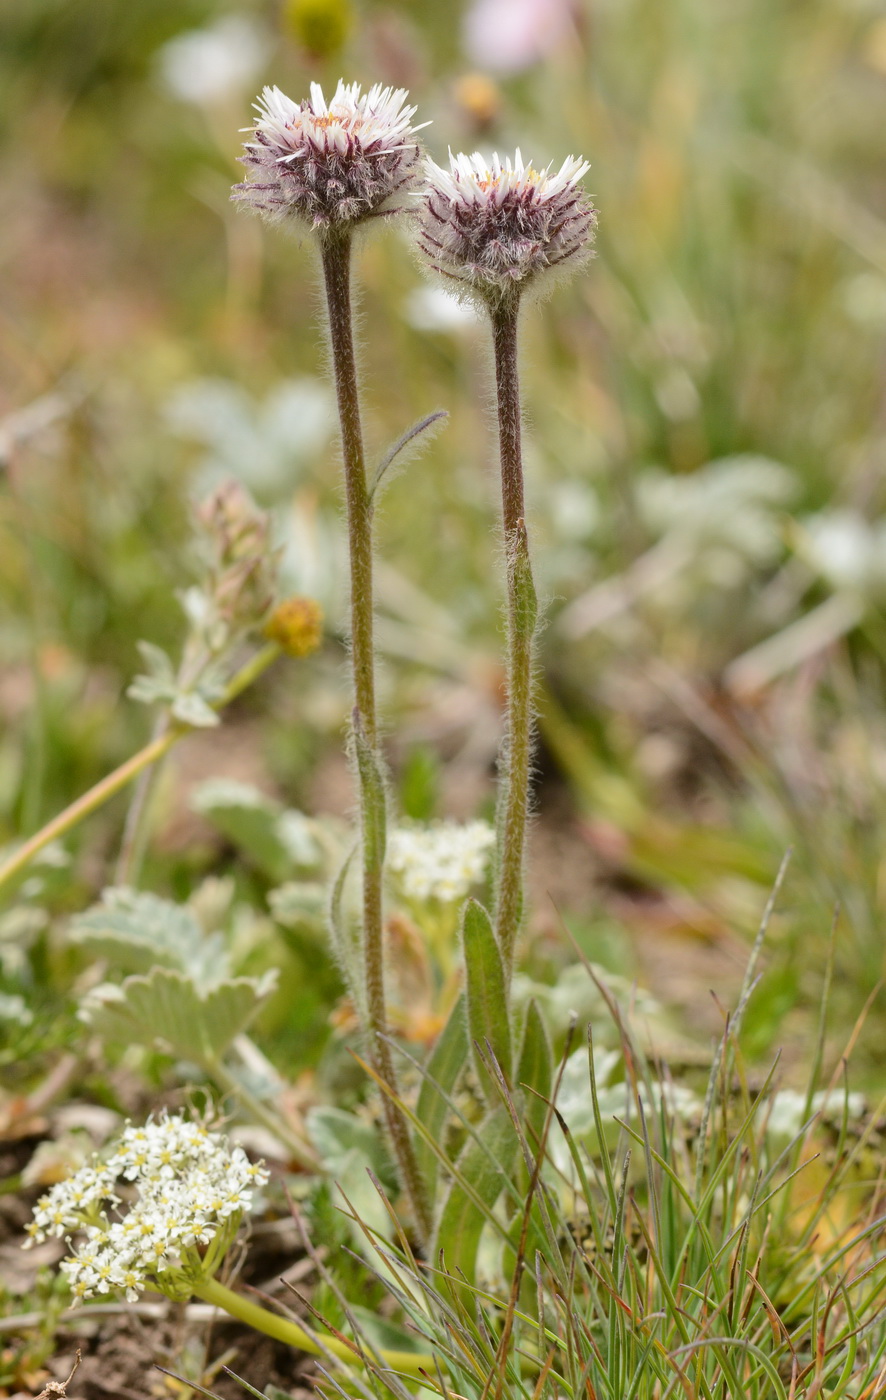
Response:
[432,1105,517,1284]
[399,743,441,822]
[135,640,176,683]
[191,780,296,882]
[345,1306,430,1358]
[126,675,173,706]
[268,880,327,929]
[276,810,323,867]
[81,966,276,1063]
[517,997,553,1154]
[462,898,511,1101]
[414,993,467,1198]
[69,888,227,987]
[127,642,177,706]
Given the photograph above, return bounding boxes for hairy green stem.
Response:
[320,232,432,1243]
[490,298,538,974]
[0,643,281,898]
[192,1276,435,1376]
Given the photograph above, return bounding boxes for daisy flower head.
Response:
[418,148,596,307]
[233,80,427,233]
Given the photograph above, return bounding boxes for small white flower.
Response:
[387,820,496,905]
[404,285,480,333]
[0,991,33,1026]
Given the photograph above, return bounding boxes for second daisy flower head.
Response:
[418,148,597,308]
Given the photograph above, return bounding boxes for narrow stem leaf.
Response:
[370,409,449,503]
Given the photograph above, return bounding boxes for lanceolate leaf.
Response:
[462,898,511,1101]
[414,993,467,1198]
[432,1105,517,1285]
[308,1106,397,1188]
[81,966,277,1064]
[327,845,363,1015]
[191,779,322,884]
[352,720,387,876]
[369,409,448,503]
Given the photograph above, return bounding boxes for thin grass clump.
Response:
[337,1007,886,1400]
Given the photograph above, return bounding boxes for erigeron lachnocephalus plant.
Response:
[232,87,597,1271]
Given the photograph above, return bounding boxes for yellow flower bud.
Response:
[263,596,323,658]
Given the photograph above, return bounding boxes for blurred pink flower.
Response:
[463,0,575,74]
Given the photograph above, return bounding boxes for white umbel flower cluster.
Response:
[387,820,495,905]
[24,1112,268,1304]
[234,80,426,230]
[419,147,596,305]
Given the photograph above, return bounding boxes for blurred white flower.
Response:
[840,271,886,328]
[404,285,480,333]
[156,16,270,108]
[463,0,575,74]
[802,509,886,596]
[388,820,495,904]
[766,1088,866,1146]
[637,455,797,581]
[279,493,346,616]
[548,479,600,543]
[653,365,701,422]
[0,990,32,1026]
